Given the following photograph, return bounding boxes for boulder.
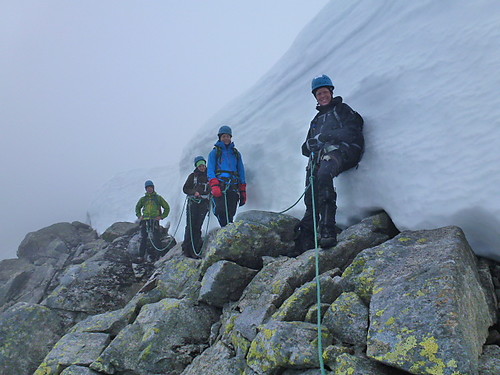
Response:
[479,345,500,375]
[90,298,220,375]
[41,244,137,316]
[272,270,342,322]
[101,221,139,242]
[199,260,259,308]
[331,353,407,375]
[343,226,496,374]
[322,291,369,346]
[35,332,110,375]
[0,302,64,375]
[153,253,203,300]
[60,366,101,375]
[246,320,332,374]
[201,211,299,272]
[181,340,247,375]
[17,222,97,264]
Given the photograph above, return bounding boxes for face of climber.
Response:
[220,133,232,145]
[315,87,333,106]
[146,186,154,194]
[197,163,206,172]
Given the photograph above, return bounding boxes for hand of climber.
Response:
[209,178,223,198]
[239,184,247,206]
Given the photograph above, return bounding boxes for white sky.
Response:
[0,1,329,259]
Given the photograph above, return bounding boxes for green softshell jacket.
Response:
[135,192,170,220]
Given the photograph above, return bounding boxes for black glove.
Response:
[306,137,323,152]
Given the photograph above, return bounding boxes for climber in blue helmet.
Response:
[207,125,247,227]
[294,74,364,253]
[181,156,210,258]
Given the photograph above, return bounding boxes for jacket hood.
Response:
[214,140,235,149]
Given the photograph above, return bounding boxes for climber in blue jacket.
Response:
[207,125,246,227]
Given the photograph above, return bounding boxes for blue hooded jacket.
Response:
[207,140,246,185]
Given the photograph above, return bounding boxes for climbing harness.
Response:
[145,197,188,252]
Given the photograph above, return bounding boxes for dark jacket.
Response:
[302,96,364,157]
[183,168,210,197]
[301,96,364,163]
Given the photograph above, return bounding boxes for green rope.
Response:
[186,196,210,258]
[277,182,310,214]
[146,196,187,252]
[309,154,327,375]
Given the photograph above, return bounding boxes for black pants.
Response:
[139,219,161,260]
[212,190,239,227]
[182,198,209,258]
[295,151,343,252]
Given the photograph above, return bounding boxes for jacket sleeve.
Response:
[135,197,144,218]
[207,149,217,180]
[237,153,246,184]
[159,196,170,219]
[183,173,196,195]
[301,127,313,157]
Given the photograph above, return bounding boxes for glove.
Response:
[209,178,222,198]
[306,137,323,152]
[239,184,247,206]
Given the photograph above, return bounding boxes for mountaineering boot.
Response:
[318,188,337,248]
[319,227,337,248]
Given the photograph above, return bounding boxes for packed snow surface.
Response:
[89,0,500,260]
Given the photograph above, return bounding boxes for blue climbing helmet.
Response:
[194,155,206,167]
[144,180,154,189]
[311,74,334,95]
[217,125,232,137]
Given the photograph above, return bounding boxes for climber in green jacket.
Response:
[135,180,170,262]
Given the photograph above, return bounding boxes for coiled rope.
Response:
[146,196,188,252]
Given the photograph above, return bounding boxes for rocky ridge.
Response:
[0,210,499,375]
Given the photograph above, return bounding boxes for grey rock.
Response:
[60,366,101,375]
[91,298,220,375]
[272,271,342,322]
[246,320,332,374]
[181,340,247,375]
[0,302,64,375]
[34,332,110,374]
[17,222,97,263]
[235,209,300,243]
[479,345,500,375]
[101,221,139,242]
[42,244,137,315]
[199,260,259,308]
[331,353,406,375]
[322,291,369,346]
[153,253,203,299]
[201,214,297,272]
[343,226,496,375]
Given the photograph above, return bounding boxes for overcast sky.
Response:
[0,1,329,259]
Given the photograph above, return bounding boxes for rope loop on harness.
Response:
[146,196,188,252]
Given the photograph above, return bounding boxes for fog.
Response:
[0,0,328,259]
